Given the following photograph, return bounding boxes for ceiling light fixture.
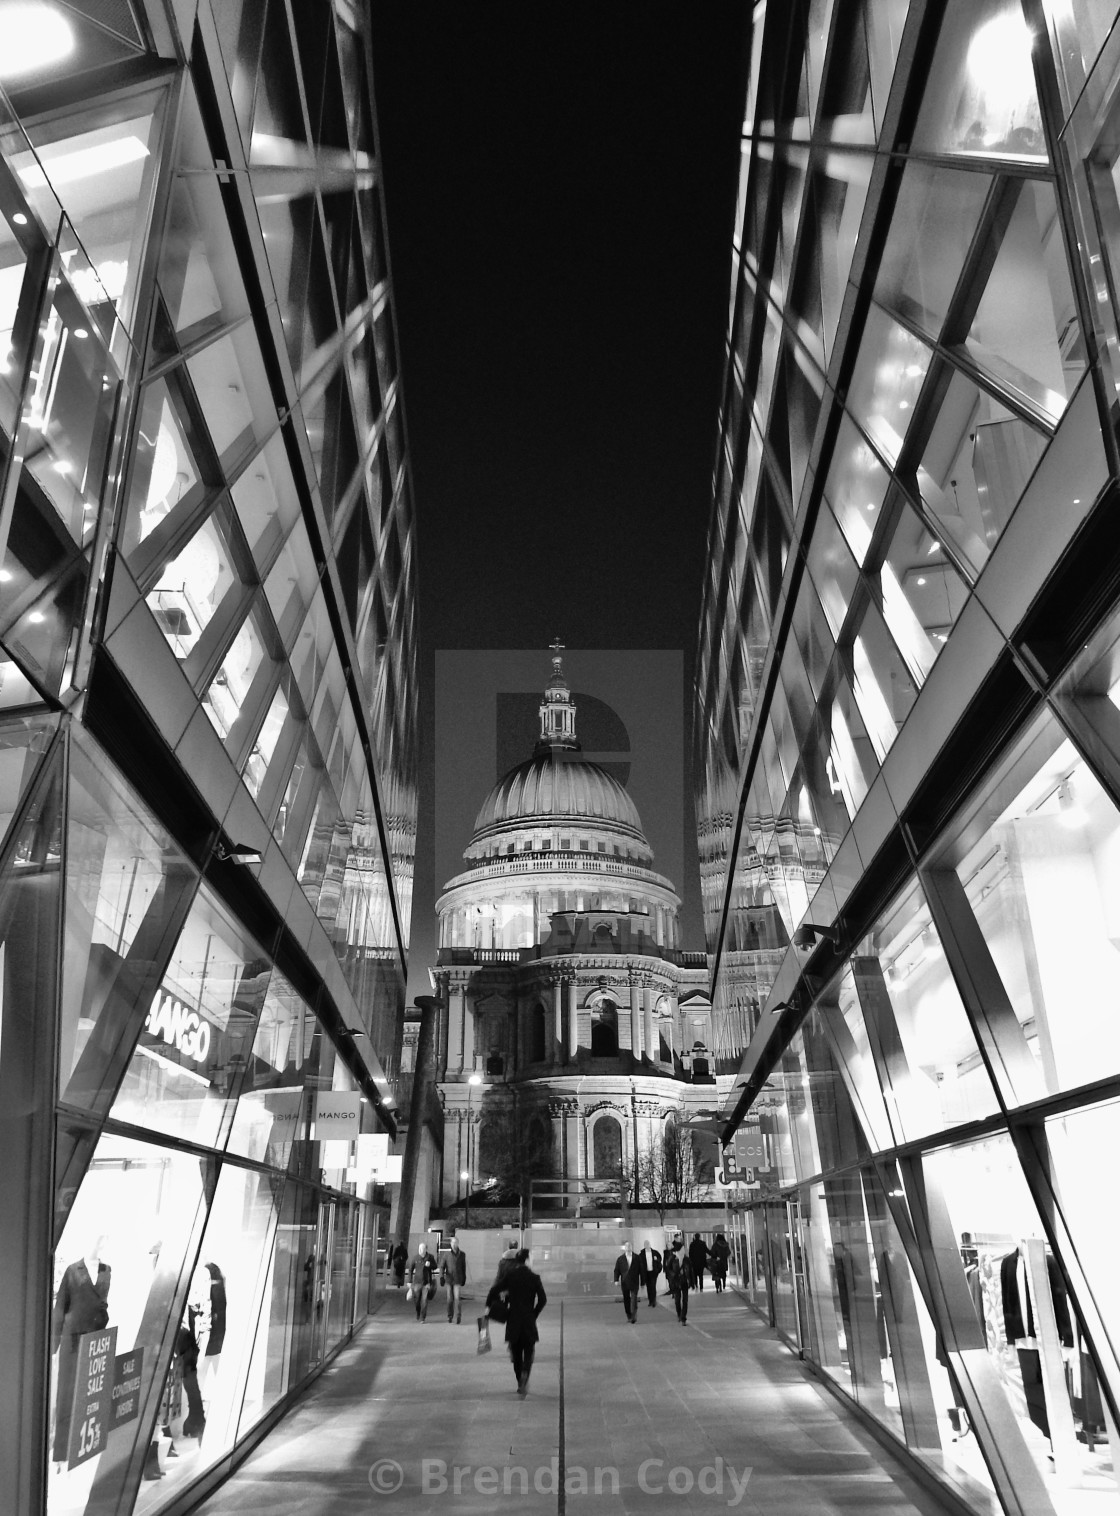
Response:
[0,4,75,81]
[19,135,150,191]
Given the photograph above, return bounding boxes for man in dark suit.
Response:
[689,1233,709,1292]
[640,1239,663,1306]
[487,1247,547,1395]
[614,1240,642,1323]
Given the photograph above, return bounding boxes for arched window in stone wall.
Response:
[592,1114,623,1178]
[529,1002,546,1063]
[591,998,618,1056]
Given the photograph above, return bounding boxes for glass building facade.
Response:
[697,4,1120,1514]
[0,3,418,1515]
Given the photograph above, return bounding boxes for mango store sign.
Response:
[313,1091,362,1140]
[145,989,212,1064]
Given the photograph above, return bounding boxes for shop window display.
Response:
[924,1137,1119,1506]
[47,1133,208,1516]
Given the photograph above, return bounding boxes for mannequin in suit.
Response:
[52,1234,112,1465]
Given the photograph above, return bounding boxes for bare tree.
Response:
[636,1122,703,1219]
[477,1103,553,1206]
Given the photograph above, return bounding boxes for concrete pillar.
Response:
[643,985,654,1063]
[447,983,464,1073]
[395,996,438,1254]
[567,978,578,1057]
[463,993,476,1073]
[629,980,642,1059]
[553,976,564,1067]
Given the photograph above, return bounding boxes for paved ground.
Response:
[192,1285,958,1515]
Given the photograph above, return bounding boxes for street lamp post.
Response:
[462,1073,483,1227]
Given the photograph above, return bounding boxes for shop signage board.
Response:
[68,1326,117,1468]
[110,1347,143,1429]
[266,1087,303,1144]
[313,1091,362,1139]
[733,1129,765,1167]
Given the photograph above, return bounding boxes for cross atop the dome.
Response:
[537,641,578,751]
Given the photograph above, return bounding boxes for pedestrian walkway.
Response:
[192,1285,960,1515]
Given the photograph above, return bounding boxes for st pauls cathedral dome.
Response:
[438,646,681,953]
[464,646,651,863]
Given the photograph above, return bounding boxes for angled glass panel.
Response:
[962,181,1085,425]
[822,411,891,566]
[244,680,289,800]
[807,499,861,639]
[121,376,211,560]
[158,119,251,341]
[822,660,878,816]
[874,162,991,341]
[815,151,872,362]
[0,199,37,441]
[230,426,304,571]
[60,733,200,1112]
[263,516,318,650]
[954,713,1120,1101]
[107,885,271,1148]
[226,970,316,1168]
[912,365,1048,578]
[910,0,1046,161]
[0,716,55,844]
[254,186,314,370]
[878,496,970,681]
[201,598,271,745]
[185,324,276,472]
[818,967,894,1152]
[847,596,917,761]
[146,502,240,660]
[818,0,875,145]
[250,0,307,156]
[866,878,999,1137]
[845,303,932,467]
[18,101,162,340]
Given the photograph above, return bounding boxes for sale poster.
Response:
[67,1327,118,1469]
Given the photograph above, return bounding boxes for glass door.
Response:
[309,1199,334,1365]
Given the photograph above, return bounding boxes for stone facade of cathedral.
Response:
[427,648,730,1215]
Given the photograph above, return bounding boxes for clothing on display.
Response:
[51,1254,112,1463]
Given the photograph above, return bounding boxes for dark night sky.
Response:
[368,8,750,1000]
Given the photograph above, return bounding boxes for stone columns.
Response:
[629,978,642,1060]
[462,990,476,1074]
[642,985,654,1063]
[447,982,465,1073]
[567,977,579,1058]
[552,973,564,1067]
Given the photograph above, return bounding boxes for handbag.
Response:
[476,1316,492,1355]
[488,1294,510,1324]
[406,1285,414,1302]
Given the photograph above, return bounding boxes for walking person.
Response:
[640,1239,663,1307]
[710,1232,730,1293]
[391,1242,408,1288]
[487,1247,546,1396]
[664,1242,694,1324]
[613,1239,642,1323]
[441,1236,467,1323]
[689,1232,709,1292]
[407,1241,436,1322]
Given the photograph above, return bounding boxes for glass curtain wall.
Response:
[0,3,415,1516]
[699,4,1120,1515]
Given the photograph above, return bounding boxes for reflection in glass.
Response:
[202,603,268,744]
[146,508,237,659]
[910,0,1045,160]
[845,304,931,466]
[108,886,270,1148]
[874,161,990,341]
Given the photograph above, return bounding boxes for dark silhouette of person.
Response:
[487,1247,547,1395]
[689,1233,709,1291]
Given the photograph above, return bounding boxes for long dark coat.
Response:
[488,1261,547,1344]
